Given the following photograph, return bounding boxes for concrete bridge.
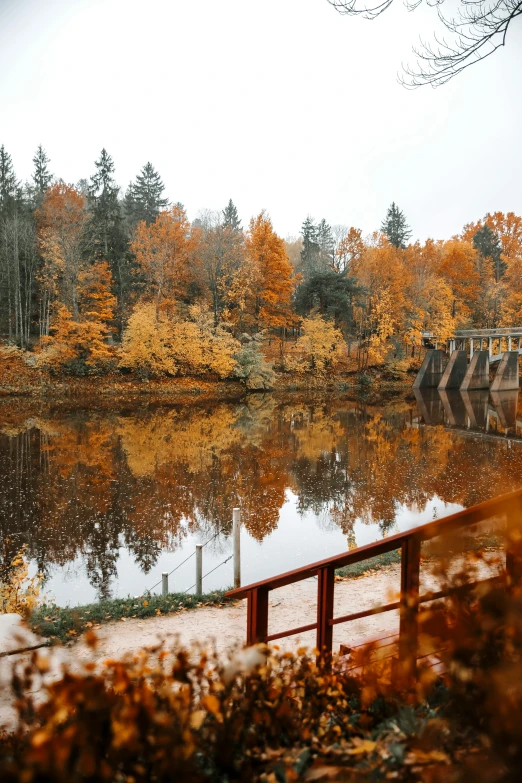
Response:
[414,328,522,391]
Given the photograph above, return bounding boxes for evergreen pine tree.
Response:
[380,202,412,249]
[317,218,335,269]
[300,216,320,278]
[222,199,242,231]
[473,224,505,282]
[32,145,53,198]
[0,146,34,347]
[87,149,127,322]
[0,145,18,213]
[87,148,123,260]
[126,162,168,226]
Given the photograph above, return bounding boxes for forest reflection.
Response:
[1,392,522,600]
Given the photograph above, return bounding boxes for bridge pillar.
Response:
[490,390,518,431]
[438,350,467,390]
[413,349,446,389]
[461,390,490,429]
[490,351,519,392]
[439,389,467,427]
[508,336,513,352]
[488,337,493,359]
[460,350,489,391]
[470,338,474,360]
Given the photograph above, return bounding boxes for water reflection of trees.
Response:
[1,394,522,598]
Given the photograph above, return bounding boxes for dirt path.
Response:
[75,566,403,660]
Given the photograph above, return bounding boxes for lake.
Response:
[1,389,521,606]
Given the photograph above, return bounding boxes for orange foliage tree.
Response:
[39,261,116,372]
[244,212,295,330]
[130,206,199,314]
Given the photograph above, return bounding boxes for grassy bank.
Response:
[31,589,230,644]
[335,533,501,581]
[335,549,402,579]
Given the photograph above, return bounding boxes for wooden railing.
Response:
[226,489,522,668]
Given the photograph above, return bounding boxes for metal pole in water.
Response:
[233,507,241,588]
[196,545,203,595]
[162,572,168,598]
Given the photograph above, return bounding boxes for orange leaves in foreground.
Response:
[5,554,522,783]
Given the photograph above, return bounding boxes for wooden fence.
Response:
[225,489,522,673]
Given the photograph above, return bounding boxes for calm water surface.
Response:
[1,390,521,606]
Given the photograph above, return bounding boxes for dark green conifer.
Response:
[0,145,18,213]
[87,148,123,260]
[300,216,320,278]
[222,199,242,231]
[125,162,168,226]
[473,223,504,282]
[32,145,53,198]
[380,202,412,249]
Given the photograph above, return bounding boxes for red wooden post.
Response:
[246,587,269,646]
[316,567,335,657]
[399,536,421,680]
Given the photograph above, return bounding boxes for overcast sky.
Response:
[1,0,521,242]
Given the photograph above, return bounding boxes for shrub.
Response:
[234,336,275,390]
[119,302,240,379]
[0,547,42,620]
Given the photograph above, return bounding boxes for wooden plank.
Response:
[316,567,334,655]
[246,588,269,645]
[399,537,421,679]
[266,622,317,643]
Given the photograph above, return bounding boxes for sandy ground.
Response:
[75,566,403,660]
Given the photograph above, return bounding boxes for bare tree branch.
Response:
[327,0,522,86]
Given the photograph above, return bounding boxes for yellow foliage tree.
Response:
[356,239,411,336]
[437,239,481,322]
[367,289,395,365]
[119,302,177,377]
[120,302,240,379]
[296,314,345,374]
[170,305,240,378]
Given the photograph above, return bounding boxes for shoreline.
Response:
[0,372,414,402]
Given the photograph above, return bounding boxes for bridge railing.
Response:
[225,489,522,671]
[455,328,522,337]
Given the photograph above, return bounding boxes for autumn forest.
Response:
[1,144,522,387]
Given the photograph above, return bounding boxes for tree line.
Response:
[1,143,521,378]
